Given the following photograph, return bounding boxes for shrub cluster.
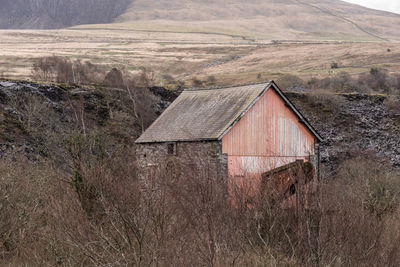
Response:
[1,139,399,266]
[32,56,104,85]
[279,69,400,94]
[31,57,158,133]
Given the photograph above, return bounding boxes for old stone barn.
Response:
[136,81,322,196]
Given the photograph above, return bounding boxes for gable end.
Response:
[218,81,323,143]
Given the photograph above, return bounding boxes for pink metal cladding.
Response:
[222,88,315,180]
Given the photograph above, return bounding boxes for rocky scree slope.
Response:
[287,92,400,173]
[0,80,177,160]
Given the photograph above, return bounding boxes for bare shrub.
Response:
[316,158,400,266]
[330,62,339,69]
[207,75,216,85]
[0,141,313,266]
[305,89,346,113]
[137,67,155,87]
[122,74,158,133]
[276,74,304,90]
[357,68,391,93]
[51,146,147,266]
[192,77,204,87]
[388,73,400,94]
[53,138,302,266]
[75,65,158,134]
[8,92,50,132]
[385,96,400,117]
[103,67,124,88]
[6,91,71,158]
[177,80,186,87]
[101,67,160,133]
[0,157,63,266]
[306,69,400,94]
[336,158,400,217]
[1,137,400,266]
[32,57,55,81]
[32,56,105,85]
[329,71,356,92]
[308,72,356,92]
[52,141,230,266]
[238,157,400,266]
[162,74,175,83]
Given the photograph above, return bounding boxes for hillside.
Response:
[0,0,131,29]
[1,0,400,41]
[117,0,400,41]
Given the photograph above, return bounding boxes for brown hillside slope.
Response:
[2,0,399,41]
[117,0,400,41]
[0,0,131,29]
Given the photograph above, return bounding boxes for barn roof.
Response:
[136,81,322,143]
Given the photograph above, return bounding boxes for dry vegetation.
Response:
[1,61,400,265]
[2,49,400,267]
[1,140,399,266]
[287,67,400,94]
[1,25,400,87]
[1,2,400,264]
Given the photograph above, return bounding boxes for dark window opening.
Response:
[167,143,175,155]
[289,184,296,195]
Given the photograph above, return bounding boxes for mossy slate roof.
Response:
[136,81,322,143]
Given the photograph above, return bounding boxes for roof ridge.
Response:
[184,80,272,91]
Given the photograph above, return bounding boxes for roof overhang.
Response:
[136,81,323,144]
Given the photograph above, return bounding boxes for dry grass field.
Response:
[1,21,400,86]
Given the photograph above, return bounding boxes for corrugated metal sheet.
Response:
[222,88,315,176]
[136,83,269,143]
[226,156,310,177]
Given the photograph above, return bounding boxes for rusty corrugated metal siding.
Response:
[222,88,315,177]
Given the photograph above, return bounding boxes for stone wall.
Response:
[136,141,228,183]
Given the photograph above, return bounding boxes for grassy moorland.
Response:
[1,0,400,86]
[1,23,400,87]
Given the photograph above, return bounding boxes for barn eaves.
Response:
[136,81,322,144]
